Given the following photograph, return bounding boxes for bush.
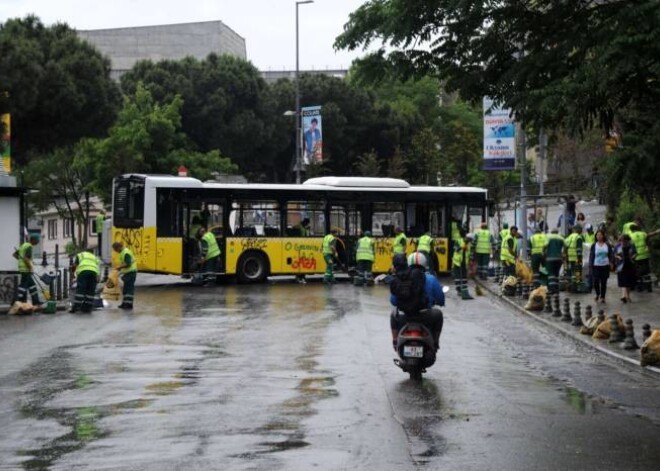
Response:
[64,241,78,256]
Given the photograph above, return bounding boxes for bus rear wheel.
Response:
[237,252,268,283]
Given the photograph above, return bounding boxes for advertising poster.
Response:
[483,97,515,170]
[301,105,322,164]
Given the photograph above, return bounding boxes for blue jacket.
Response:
[390,273,445,308]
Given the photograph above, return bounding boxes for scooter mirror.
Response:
[442,286,450,293]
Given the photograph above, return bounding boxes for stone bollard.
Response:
[544,293,553,314]
[561,297,572,322]
[584,305,592,322]
[597,310,606,325]
[571,301,583,327]
[553,294,562,318]
[642,323,652,343]
[623,319,640,350]
[608,315,624,343]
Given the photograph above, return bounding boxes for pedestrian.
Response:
[615,234,636,303]
[322,228,338,284]
[543,228,565,294]
[415,229,436,275]
[95,210,105,256]
[566,195,577,229]
[453,234,474,299]
[576,212,586,226]
[196,227,221,284]
[589,230,614,304]
[391,226,407,260]
[622,215,643,237]
[630,224,660,292]
[500,225,518,278]
[70,249,100,313]
[355,230,375,284]
[14,234,42,306]
[473,222,494,280]
[583,224,596,245]
[529,227,547,287]
[564,224,584,292]
[112,242,137,309]
[536,208,546,233]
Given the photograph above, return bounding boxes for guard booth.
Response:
[0,174,26,308]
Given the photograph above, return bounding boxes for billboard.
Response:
[301,105,322,164]
[483,97,515,170]
[1,113,9,174]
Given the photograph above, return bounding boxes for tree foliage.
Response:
[335,1,660,134]
[0,16,120,165]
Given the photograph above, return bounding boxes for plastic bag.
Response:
[515,259,533,284]
[101,269,122,301]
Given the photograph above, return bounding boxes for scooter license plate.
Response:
[403,345,424,358]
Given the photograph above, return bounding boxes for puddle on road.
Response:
[563,386,600,415]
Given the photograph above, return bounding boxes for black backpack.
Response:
[390,267,427,315]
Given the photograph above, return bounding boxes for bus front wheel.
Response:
[237,252,268,283]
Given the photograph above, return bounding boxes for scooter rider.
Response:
[389,252,445,351]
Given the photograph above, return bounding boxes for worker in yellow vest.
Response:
[453,234,474,300]
[112,242,137,309]
[564,225,584,292]
[529,227,547,287]
[622,216,642,237]
[630,224,660,292]
[416,230,435,274]
[473,222,494,280]
[197,227,221,284]
[355,230,375,285]
[391,227,407,260]
[322,229,339,284]
[70,250,100,313]
[500,226,518,278]
[14,234,42,306]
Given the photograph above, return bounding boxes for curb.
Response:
[476,280,660,378]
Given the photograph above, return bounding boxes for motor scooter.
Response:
[393,286,449,381]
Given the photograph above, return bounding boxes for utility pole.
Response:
[519,125,528,261]
[294,0,314,184]
[538,128,547,196]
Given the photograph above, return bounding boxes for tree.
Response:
[120,54,274,180]
[0,16,120,165]
[335,1,660,134]
[355,149,381,177]
[436,101,482,186]
[81,83,237,202]
[409,128,440,185]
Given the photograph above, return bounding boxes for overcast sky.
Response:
[0,0,373,70]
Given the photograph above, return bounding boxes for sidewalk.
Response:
[476,275,660,376]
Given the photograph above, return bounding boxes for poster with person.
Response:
[302,105,322,164]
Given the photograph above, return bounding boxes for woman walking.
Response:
[615,234,636,303]
[589,230,613,303]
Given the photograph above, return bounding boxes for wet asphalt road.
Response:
[1,278,659,470]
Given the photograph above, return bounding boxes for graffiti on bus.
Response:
[291,254,317,270]
[241,238,268,251]
[113,227,152,256]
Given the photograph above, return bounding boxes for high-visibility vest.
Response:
[322,234,336,255]
[95,214,105,233]
[202,231,221,259]
[499,228,510,242]
[584,232,595,244]
[18,242,33,273]
[452,242,471,267]
[392,233,407,255]
[475,229,492,254]
[530,233,547,255]
[76,251,100,276]
[451,222,462,243]
[356,236,374,261]
[119,248,138,274]
[417,234,432,252]
[500,234,515,264]
[622,222,635,236]
[565,233,583,262]
[631,231,650,260]
[544,233,565,261]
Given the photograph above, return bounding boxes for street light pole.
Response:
[295,0,313,184]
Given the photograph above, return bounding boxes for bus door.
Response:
[155,188,184,274]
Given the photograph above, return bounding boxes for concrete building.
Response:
[79,20,247,80]
[261,69,348,84]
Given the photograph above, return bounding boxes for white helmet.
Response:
[407,251,428,269]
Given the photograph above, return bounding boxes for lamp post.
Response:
[295,0,314,184]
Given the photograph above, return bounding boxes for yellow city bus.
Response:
[110,174,490,282]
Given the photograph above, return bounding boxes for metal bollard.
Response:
[571,301,583,327]
[623,319,640,350]
[596,310,606,326]
[41,251,48,267]
[544,293,553,314]
[553,294,562,318]
[608,315,624,343]
[561,298,572,322]
[642,323,652,343]
[584,305,592,322]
